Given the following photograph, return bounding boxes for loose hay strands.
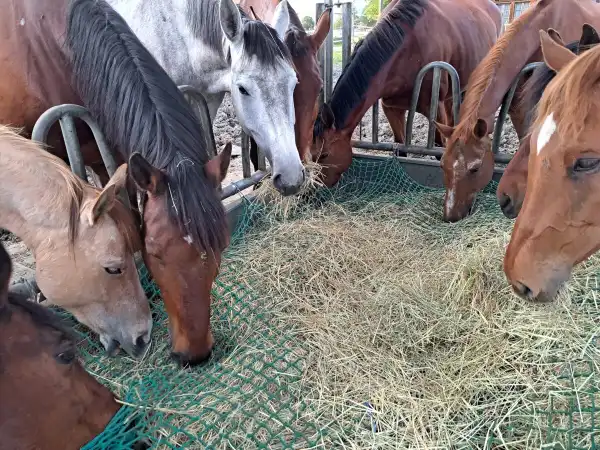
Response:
[227,191,600,449]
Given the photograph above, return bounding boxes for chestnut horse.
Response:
[0,0,231,365]
[441,0,600,222]
[312,0,501,188]
[0,241,123,449]
[239,0,332,168]
[0,126,151,357]
[496,25,600,218]
[504,31,600,302]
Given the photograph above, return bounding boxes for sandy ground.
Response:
[2,70,521,285]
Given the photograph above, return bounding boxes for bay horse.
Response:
[108,0,306,196]
[0,0,232,365]
[312,0,501,188]
[496,25,600,218]
[504,30,600,302]
[0,126,151,357]
[239,0,332,169]
[440,0,600,222]
[0,241,121,450]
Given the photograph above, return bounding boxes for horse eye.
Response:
[104,267,123,275]
[55,349,75,365]
[468,166,480,174]
[573,158,600,173]
[238,86,250,96]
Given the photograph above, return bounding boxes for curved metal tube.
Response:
[178,85,217,158]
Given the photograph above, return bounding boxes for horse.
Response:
[239,0,331,169]
[312,0,501,188]
[496,25,600,219]
[108,0,306,196]
[440,0,600,222]
[0,126,151,357]
[0,241,124,450]
[0,0,232,365]
[504,30,600,302]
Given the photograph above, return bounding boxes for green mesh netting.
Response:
[65,156,600,449]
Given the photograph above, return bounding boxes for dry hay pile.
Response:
[227,190,600,449]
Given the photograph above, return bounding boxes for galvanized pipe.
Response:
[341,2,352,68]
[221,170,268,199]
[426,67,441,149]
[178,85,217,158]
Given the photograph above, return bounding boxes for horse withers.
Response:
[0,0,231,365]
[441,0,600,222]
[504,31,600,302]
[312,0,501,188]
[0,241,125,450]
[109,0,305,196]
[496,25,600,219]
[0,126,151,357]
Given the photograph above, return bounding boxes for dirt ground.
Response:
[3,69,522,285]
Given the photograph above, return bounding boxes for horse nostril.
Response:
[170,350,212,367]
[513,281,533,299]
[272,173,283,192]
[499,193,512,210]
[135,335,147,349]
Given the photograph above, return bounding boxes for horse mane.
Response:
[186,0,291,67]
[314,0,427,133]
[66,0,227,254]
[0,126,140,253]
[453,4,539,141]
[533,44,600,141]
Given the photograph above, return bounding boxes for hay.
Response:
[226,191,600,449]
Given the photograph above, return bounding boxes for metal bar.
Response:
[324,0,334,102]
[371,101,379,143]
[257,147,267,172]
[341,3,352,68]
[241,132,252,178]
[427,67,441,149]
[221,170,268,199]
[351,140,513,164]
[178,85,217,158]
[58,115,87,181]
[491,62,543,154]
[316,3,326,106]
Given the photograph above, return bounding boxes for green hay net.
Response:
[67,157,600,449]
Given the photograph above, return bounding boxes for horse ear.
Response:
[220,0,243,44]
[249,6,261,21]
[320,103,335,129]
[129,153,165,196]
[540,29,576,72]
[434,121,454,139]
[310,7,332,51]
[473,118,488,140]
[204,142,233,188]
[0,242,11,308]
[547,28,564,46]
[87,165,129,226]
[579,23,600,50]
[270,0,290,41]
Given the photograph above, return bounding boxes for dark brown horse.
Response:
[312,0,501,188]
[496,25,600,218]
[240,0,331,168]
[441,0,600,222]
[0,0,232,365]
[504,29,600,302]
[0,241,122,449]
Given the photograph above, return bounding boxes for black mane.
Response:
[186,0,291,67]
[314,0,427,134]
[66,0,227,253]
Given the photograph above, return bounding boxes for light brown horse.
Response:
[441,0,600,222]
[239,0,331,167]
[0,241,123,449]
[504,30,600,302]
[0,126,151,357]
[496,25,600,218]
[1,0,231,365]
[312,0,501,188]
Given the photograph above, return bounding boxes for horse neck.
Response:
[462,0,594,128]
[0,150,78,252]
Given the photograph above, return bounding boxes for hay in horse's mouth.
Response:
[227,190,600,448]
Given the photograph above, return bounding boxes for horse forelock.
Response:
[453,4,538,142]
[324,0,427,131]
[241,19,292,67]
[533,44,600,144]
[66,0,228,254]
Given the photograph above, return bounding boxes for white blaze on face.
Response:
[537,113,556,155]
